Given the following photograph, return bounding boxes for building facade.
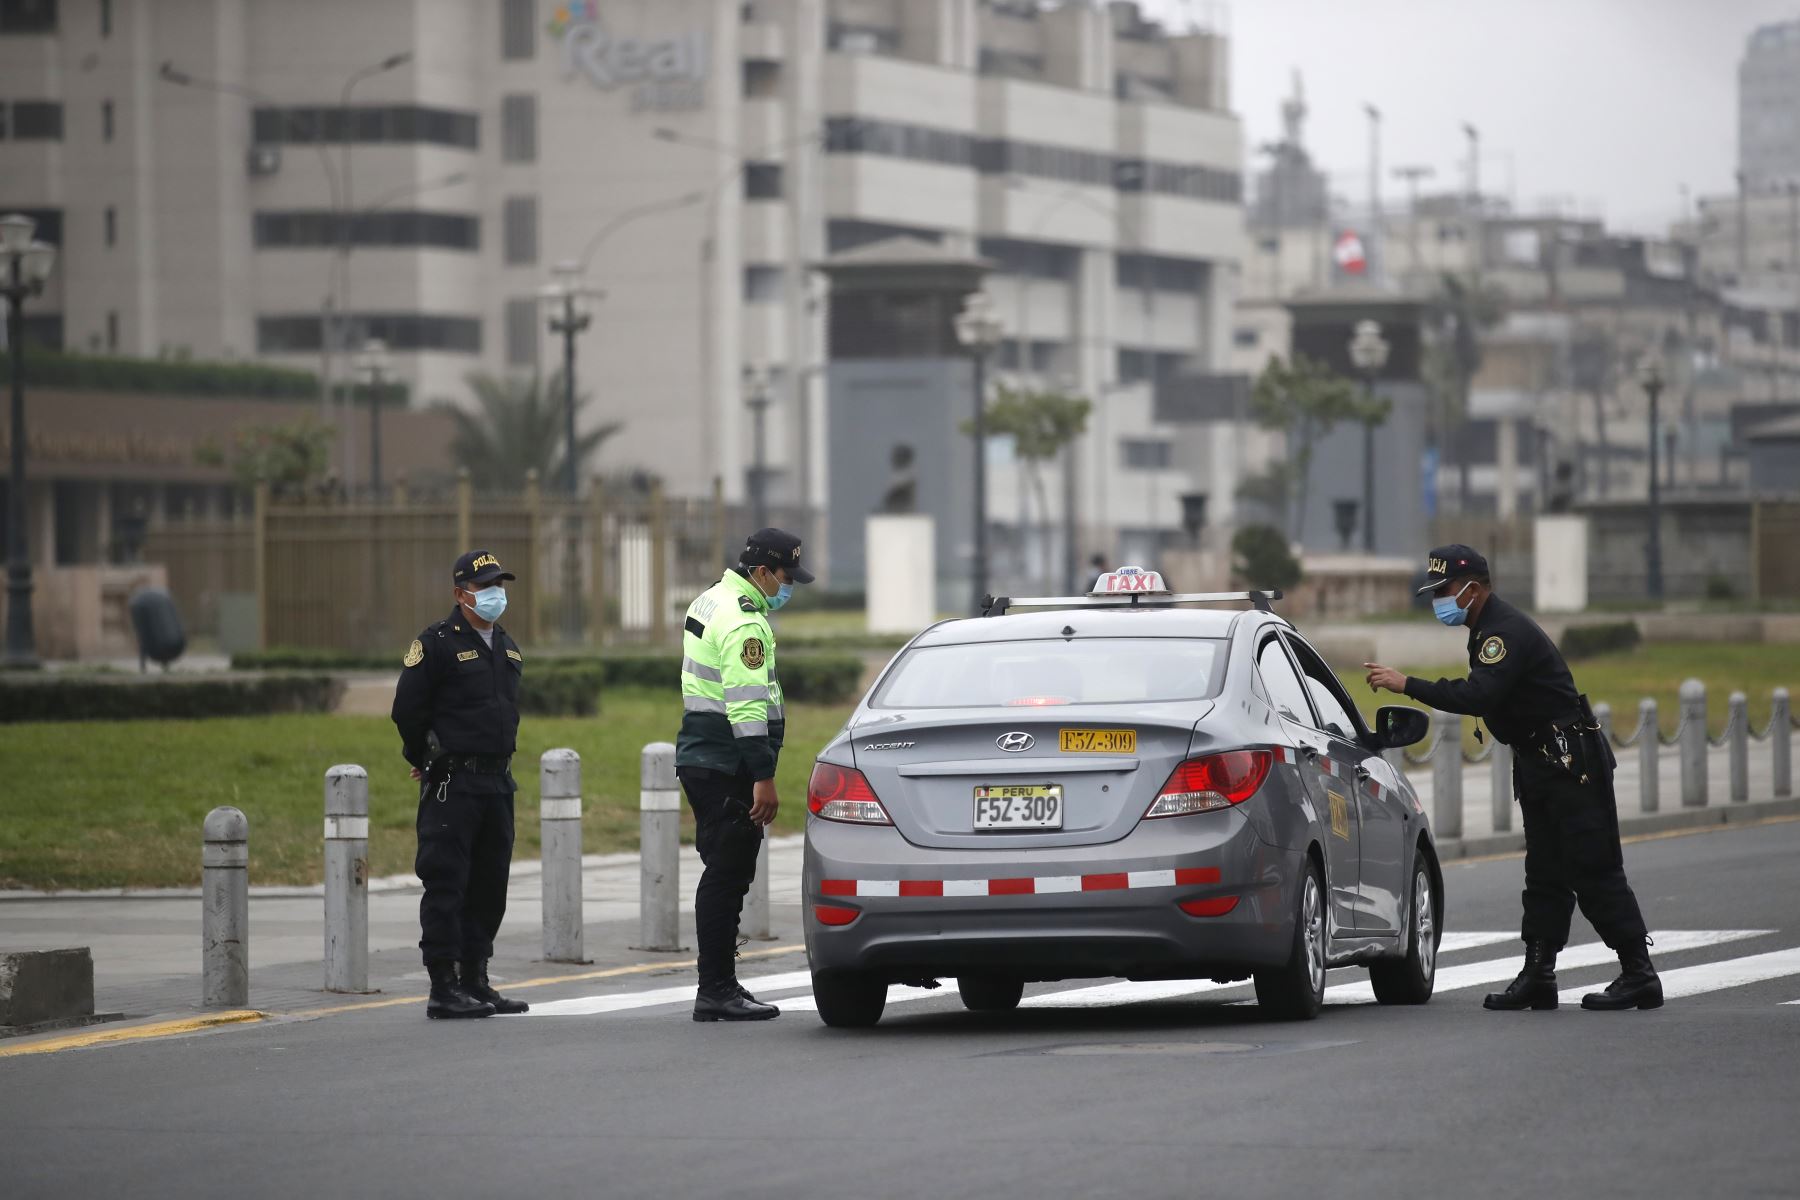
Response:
[1740,17,1800,194]
[1,0,1246,588]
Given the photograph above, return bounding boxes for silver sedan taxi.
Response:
[802,568,1439,1027]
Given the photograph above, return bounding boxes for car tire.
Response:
[957,975,1024,1012]
[811,970,887,1028]
[1370,858,1438,1005]
[1254,861,1326,1021]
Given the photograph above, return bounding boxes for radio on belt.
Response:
[1089,565,1169,596]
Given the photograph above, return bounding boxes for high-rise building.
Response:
[1740,17,1800,192]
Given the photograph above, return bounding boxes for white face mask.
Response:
[461,586,507,622]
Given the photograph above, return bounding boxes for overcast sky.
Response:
[1140,0,1799,235]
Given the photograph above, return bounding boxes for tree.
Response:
[1424,271,1506,511]
[216,420,334,494]
[1568,324,1617,497]
[1249,353,1380,543]
[1231,523,1302,592]
[962,383,1090,591]
[443,371,623,492]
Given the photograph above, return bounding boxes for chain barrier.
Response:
[1750,710,1778,743]
[1707,704,1742,750]
[1609,708,1654,750]
[1462,738,1495,764]
[1659,710,1687,748]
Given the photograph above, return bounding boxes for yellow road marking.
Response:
[0,1010,264,1059]
[1448,812,1800,866]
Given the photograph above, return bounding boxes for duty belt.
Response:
[439,754,512,774]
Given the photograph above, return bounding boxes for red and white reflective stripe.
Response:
[819,866,1220,900]
[1271,744,1296,765]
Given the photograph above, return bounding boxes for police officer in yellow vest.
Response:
[677,527,813,1021]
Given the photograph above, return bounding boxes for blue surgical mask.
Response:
[767,581,794,612]
[1432,582,1471,627]
[464,586,507,622]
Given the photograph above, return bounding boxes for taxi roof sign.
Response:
[1089,565,1169,596]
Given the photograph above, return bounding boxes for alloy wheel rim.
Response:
[1415,867,1436,982]
[1304,875,1325,996]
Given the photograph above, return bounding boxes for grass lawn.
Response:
[1,688,851,892]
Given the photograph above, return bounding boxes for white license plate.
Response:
[973,784,1063,830]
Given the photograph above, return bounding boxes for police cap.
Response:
[1415,543,1489,594]
[453,549,516,586]
[740,527,815,584]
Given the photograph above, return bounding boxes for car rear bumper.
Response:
[803,810,1304,982]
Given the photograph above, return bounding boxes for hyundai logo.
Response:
[996,731,1035,752]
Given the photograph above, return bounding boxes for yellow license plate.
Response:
[1059,728,1136,753]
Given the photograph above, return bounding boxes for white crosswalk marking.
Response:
[1560,946,1800,1005]
[1438,931,1525,954]
[782,983,945,1014]
[524,970,815,1016]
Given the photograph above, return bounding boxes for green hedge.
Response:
[1560,620,1643,661]
[0,348,326,399]
[0,674,344,723]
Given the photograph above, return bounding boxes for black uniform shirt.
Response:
[391,608,523,768]
[1402,594,1582,747]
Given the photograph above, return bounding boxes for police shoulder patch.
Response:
[740,637,766,670]
[738,595,758,613]
[1479,635,1507,665]
[403,639,424,668]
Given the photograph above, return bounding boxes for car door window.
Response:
[1256,636,1315,726]
[1283,633,1364,741]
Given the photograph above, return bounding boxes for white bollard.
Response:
[1679,678,1708,808]
[1638,698,1660,813]
[1489,740,1512,833]
[1431,710,1463,840]
[540,749,585,963]
[637,742,682,952]
[1728,691,1749,804]
[323,765,370,993]
[742,834,773,941]
[1774,688,1792,799]
[202,806,249,1008]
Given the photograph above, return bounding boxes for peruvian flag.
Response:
[1334,230,1368,275]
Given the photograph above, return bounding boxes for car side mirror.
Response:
[1370,705,1429,749]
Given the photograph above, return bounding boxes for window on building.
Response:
[1120,438,1172,470]
[503,195,537,266]
[744,161,783,201]
[1233,327,1259,348]
[2,207,61,245]
[258,313,482,354]
[0,0,57,34]
[101,99,113,142]
[106,309,118,351]
[827,22,898,55]
[500,93,537,163]
[104,205,115,247]
[99,0,109,36]
[252,104,479,150]
[11,100,63,140]
[743,265,784,303]
[500,0,534,60]
[252,210,480,251]
[742,59,781,99]
[504,297,539,368]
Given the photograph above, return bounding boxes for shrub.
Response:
[0,349,328,399]
[1560,621,1642,661]
[1231,524,1303,593]
[0,674,344,723]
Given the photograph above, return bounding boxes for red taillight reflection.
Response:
[1145,750,1274,819]
[806,762,892,824]
[1005,696,1073,707]
[813,903,860,926]
[1178,896,1240,917]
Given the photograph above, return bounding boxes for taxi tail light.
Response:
[807,762,893,825]
[1145,750,1273,819]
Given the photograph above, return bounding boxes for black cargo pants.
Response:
[677,765,764,992]
[416,766,517,964]
[1514,751,1648,951]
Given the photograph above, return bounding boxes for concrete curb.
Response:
[1438,795,1800,861]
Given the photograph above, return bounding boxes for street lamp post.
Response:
[353,338,390,498]
[543,262,596,644]
[743,365,773,530]
[2,213,57,669]
[955,292,1005,614]
[1347,319,1390,554]
[1639,360,1666,604]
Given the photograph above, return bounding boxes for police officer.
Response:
[391,549,531,1020]
[676,527,813,1021]
[1365,545,1662,1012]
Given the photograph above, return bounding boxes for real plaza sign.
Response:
[548,1,708,113]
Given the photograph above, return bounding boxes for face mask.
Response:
[1432,582,1472,627]
[463,586,507,622]
[765,575,794,612]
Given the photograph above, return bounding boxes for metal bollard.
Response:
[637,742,682,952]
[1774,688,1792,799]
[540,749,585,963]
[1431,710,1463,840]
[1679,678,1708,808]
[323,765,370,993]
[202,806,249,1008]
[1728,691,1749,804]
[1639,698,1660,813]
[1489,740,1512,833]
[743,834,773,941]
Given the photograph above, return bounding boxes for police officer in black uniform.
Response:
[1365,544,1663,1012]
[391,549,531,1020]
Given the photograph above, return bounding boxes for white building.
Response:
[1,0,1245,582]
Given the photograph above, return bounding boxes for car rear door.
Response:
[1254,631,1359,936]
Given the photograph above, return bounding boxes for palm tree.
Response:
[442,371,623,491]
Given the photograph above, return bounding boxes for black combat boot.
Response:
[1582,941,1664,1011]
[426,960,495,1019]
[460,958,530,1014]
[1483,939,1560,1011]
[693,982,780,1022]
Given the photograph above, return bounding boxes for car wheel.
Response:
[1254,861,1326,1021]
[957,975,1024,1012]
[1370,858,1438,1005]
[811,970,887,1028]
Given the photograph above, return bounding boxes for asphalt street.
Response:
[5,819,1798,1200]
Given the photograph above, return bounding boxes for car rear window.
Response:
[870,638,1227,709]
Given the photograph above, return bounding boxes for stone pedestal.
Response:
[1534,515,1589,612]
[865,514,936,634]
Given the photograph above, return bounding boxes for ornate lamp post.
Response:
[1347,318,1391,554]
[542,261,598,643]
[352,338,390,498]
[743,364,773,531]
[1639,359,1665,604]
[954,292,1005,613]
[3,213,56,669]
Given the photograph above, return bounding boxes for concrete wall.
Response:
[1291,382,1430,559]
[1583,498,1753,604]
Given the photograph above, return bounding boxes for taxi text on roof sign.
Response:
[1090,566,1169,595]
